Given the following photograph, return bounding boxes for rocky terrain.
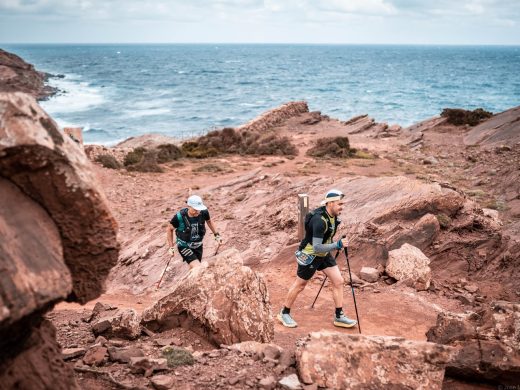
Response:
[1,57,519,389]
[0,48,57,99]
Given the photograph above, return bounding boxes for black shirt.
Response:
[170,209,210,243]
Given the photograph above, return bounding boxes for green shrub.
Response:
[123,147,146,166]
[182,141,219,158]
[95,154,121,169]
[157,143,183,163]
[441,108,493,126]
[181,127,297,158]
[307,136,352,158]
[126,149,163,173]
[162,347,195,368]
[436,213,452,229]
[250,134,297,156]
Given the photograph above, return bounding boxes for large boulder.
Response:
[426,301,520,384]
[0,320,77,389]
[386,243,432,290]
[296,331,454,389]
[0,92,119,303]
[142,248,274,345]
[0,92,119,388]
[0,177,70,325]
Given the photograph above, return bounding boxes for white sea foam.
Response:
[123,99,173,118]
[124,108,172,118]
[40,74,106,114]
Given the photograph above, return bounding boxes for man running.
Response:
[166,195,221,269]
[278,189,357,328]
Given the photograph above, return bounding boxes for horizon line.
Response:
[2,42,520,47]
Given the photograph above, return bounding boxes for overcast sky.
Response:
[1,0,519,44]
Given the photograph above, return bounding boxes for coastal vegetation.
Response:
[441,108,493,126]
[94,154,121,169]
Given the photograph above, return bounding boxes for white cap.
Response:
[187,195,207,211]
[320,188,345,205]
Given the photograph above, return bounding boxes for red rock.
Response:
[386,243,431,291]
[0,49,55,99]
[0,93,119,303]
[296,331,453,389]
[142,249,274,345]
[83,346,107,366]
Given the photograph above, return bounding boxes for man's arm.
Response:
[310,216,342,253]
[206,219,218,235]
[166,224,175,247]
[312,237,340,253]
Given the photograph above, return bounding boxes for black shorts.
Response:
[178,245,203,264]
[297,253,336,281]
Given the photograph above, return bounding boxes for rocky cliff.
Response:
[0,48,56,99]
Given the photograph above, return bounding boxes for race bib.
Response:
[295,250,316,266]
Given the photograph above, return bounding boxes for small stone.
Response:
[155,338,173,347]
[228,377,240,385]
[359,267,379,283]
[108,339,126,347]
[129,357,168,376]
[108,346,144,363]
[83,346,107,366]
[259,375,277,390]
[464,284,479,293]
[455,294,475,305]
[62,348,86,360]
[94,335,108,346]
[279,373,302,390]
[150,374,174,390]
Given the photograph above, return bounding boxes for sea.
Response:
[3,44,520,145]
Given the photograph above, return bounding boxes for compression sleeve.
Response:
[312,237,338,253]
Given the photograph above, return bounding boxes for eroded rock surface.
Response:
[427,301,520,385]
[0,320,77,390]
[0,92,119,389]
[296,331,454,390]
[89,303,142,340]
[386,243,432,290]
[0,49,55,99]
[0,92,119,303]
[142,249,274,345]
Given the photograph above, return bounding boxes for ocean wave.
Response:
[124,108,172,118]
[41,74,106,114]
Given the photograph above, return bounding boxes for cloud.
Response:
[0,0,519,42]
[316,0,397,16]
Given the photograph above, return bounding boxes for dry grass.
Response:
[95,154,121,169]
[182,127,297,157]
[306,136,352,158]
[441,108,492,126]
[162,347,195,368]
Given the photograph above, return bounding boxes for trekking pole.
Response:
[214,241,222,256]
[310,235,345,308]
[344,246,361,333]
[156,254,173,290]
